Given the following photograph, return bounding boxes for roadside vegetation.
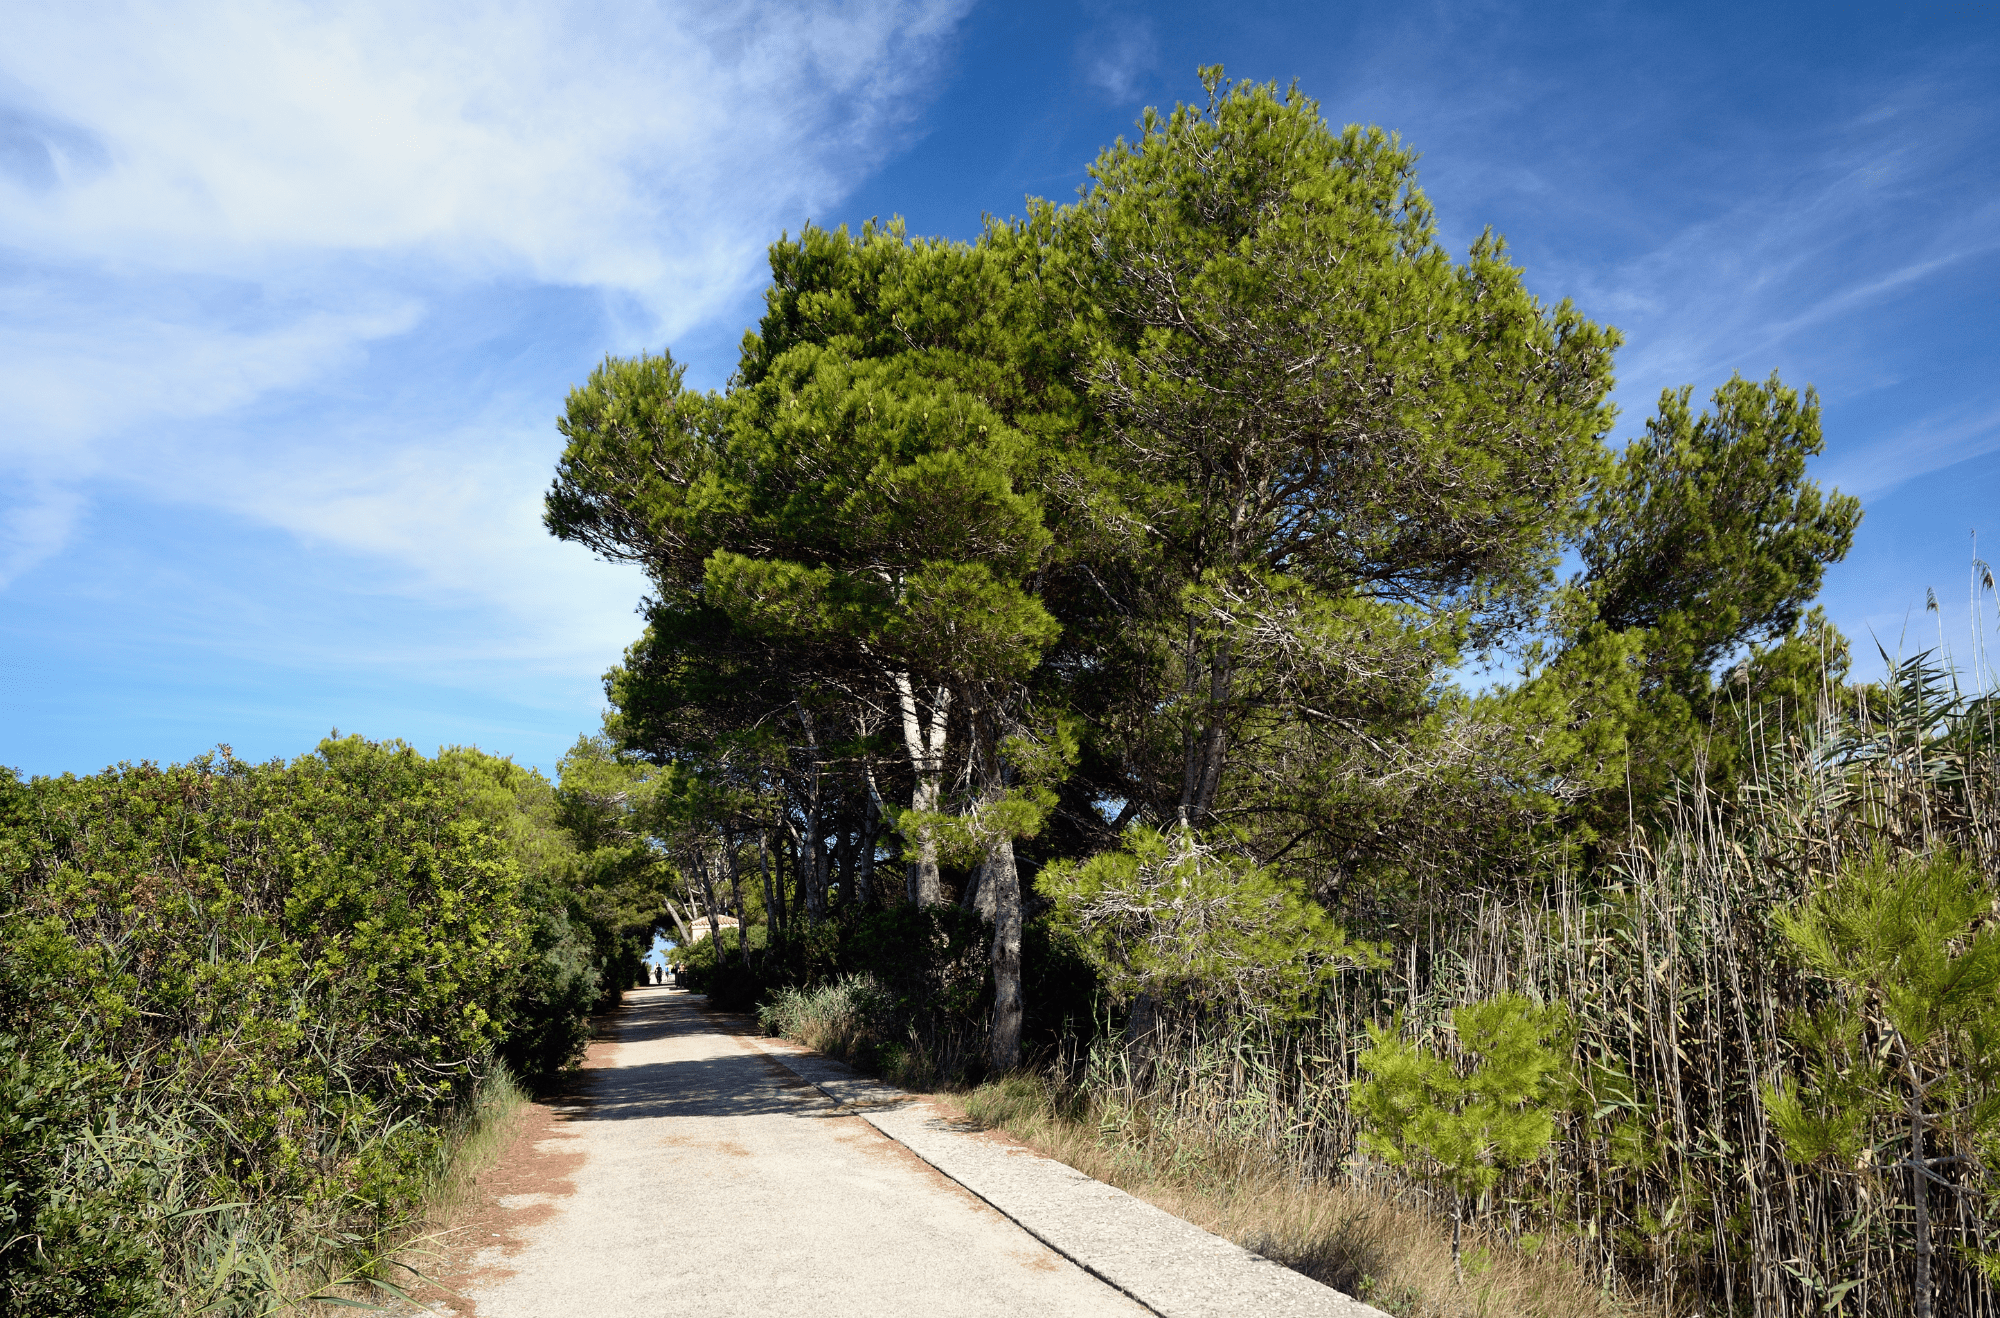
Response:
[0,736,663,1314]
[742,649,2000,1318]
[955,1071,1617,1318]
[572,69,1994,1317]
[9,65,1997,1318]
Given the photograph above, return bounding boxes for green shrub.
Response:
[0,975,165,1315]
[1039,824,1372,1013]
[757,974,898,1062]
[437,744,627,1077]
[721,905,1102,1088]
[0,739,555,1311]
[672,923,769,999]
[499,903,603,1080]
[1766,849,2000,1318]
[1353,993,1571,1280]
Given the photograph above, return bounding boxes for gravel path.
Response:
[456,986,1382,1317]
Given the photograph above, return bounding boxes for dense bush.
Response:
[499,901,605,1079]
[0,736,641,1313]
[437,749,613,1082]
[0,891,161,1316]
[1054,657,2000,1317]
[757,974,898,1063]
[672,921,771,1005]
[688,903,1105,1086]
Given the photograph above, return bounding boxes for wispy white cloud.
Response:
[0,0,973,625]
[0,277,421,464]
[0,481,82,588]
[147,411,656,668]
[1,1,967,305]
[1076,15,1159,103]
[1821,400,2000,503]
[1574,158,2000,408]
[1317,24,1998,436]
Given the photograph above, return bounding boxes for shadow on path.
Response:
[560,990,848,1125]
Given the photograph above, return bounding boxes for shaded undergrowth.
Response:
[754,976,1633,1317]
[752,654,2000,1317]
[954,1072,1641,1318]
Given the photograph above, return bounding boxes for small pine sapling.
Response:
[1352,992,1571,1281]
[1764,849,2000,1318]
[1037,823,1377,1015]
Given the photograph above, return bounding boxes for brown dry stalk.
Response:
[938,1075,1643,1318]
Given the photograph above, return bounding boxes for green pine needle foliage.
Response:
[1353,993,1572,1205]
[1766,848,2000,1171]
[1038,824,1378,1014]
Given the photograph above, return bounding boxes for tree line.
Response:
[11,65,1958,1317]
[545,67,1859,1072]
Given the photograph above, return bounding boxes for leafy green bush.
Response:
[0,917,164,1316]
[700,904,1103,1087]
[1766,849,2000,1318]
[677,926,773,1010]
[673,922,770,996]
[840,905,987,1011]
[0,737,609,1312]
[437,747,612,1081]
[1040,824,1375,1013]
[757,974,898,1060]
[500,903,604,1079]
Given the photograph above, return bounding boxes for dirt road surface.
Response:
[447,987,1382,1318]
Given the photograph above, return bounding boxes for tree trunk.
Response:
[661,897,692,946]
[1452,1193,1464,1286]
[966,848,999,920]
[831,817,856,912]
[797,804,827,923]
[973,701,1024,1074]
[727,830,750,974]
[695,847,723,964]
[1912,1099,1932,1318]
[987,830,1023,1074]
[856,793,880,909]
[795,703,830,921]
[895,673,948,905]
[756,830,777,954]
[1122,991,1160,1086]
[860,755,894,907]
[770,828,789,935]
[1178,633,1234,824]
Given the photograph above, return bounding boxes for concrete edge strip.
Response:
[739,1034,1169,1316]
[739,1031,1387,1318]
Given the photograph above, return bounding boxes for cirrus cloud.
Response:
[0,0,973,606]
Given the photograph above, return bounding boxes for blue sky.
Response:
[3,0,1997,778]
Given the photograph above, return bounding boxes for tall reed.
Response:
[1092,652,2000,1316]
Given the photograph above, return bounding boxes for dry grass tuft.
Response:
[420,1066,535,1229]
[946,1073,1647,1318]
[316,1065,535,1314]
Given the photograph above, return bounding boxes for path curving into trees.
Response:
[453,988,1379,1317]
[459,987,1139,1316]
